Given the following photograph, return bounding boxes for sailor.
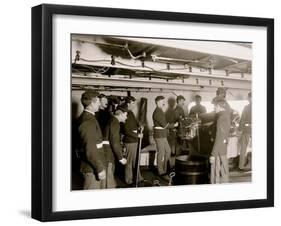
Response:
[103,106,128,188]
[122,96,144,185]
[76,90,107,189]
[189,95,207,116]
[165,97,177,157]
[108,96,121,113]
[238,92,252,170]
[174,95,187,156]
[96,94,111,133]
[216,87,232,113]
[174,95,186,122]
[153,96,178,179]
[210,96,231,184]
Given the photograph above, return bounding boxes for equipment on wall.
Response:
[135,98,148,187]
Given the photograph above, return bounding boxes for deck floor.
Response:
[72,164,251,190]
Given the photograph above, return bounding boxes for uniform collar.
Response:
[84,109,96,116]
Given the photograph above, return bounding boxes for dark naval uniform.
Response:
[238,103,252,169]
[103,116,124,188]
[77,110,106,189]
[210,110,231,184]
[165,107,177,156]
[189,104,207,117]
[167,105,185,158]
[153,107,174,175]
[174,105,185,122]
[96,108,111,133]
[123,111,143,184]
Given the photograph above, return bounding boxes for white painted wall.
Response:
[72,88,249,130]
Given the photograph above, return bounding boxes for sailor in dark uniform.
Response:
[174,95,186,122]
[238,92,252,170]
[153,96,178,178]
[96,94,111,133]
[76,91,107,189]
[210,96,231,184]
[122,96,144,185]
[165,97,177,158]
[189,95,207,117]
[174,95,186,156]
[103,106,128,188]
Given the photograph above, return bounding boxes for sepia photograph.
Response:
[71,34,252,190]
[31,4,273,221]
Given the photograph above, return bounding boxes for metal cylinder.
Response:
[174,155,209,185]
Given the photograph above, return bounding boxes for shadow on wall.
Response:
[72,101,79,120]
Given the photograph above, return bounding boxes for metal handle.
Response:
[168,172,176,186]
[153,180,161,186]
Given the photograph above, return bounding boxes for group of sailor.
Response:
[74,88,252,189]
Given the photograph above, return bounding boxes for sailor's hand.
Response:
[138,133,143,138]
[98,170,106,180]
[139,125,144,131]
[209,156,215,164]
[119,158,127,165]
[174,122,179,127]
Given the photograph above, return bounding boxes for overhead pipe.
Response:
[151,55,200,64]
[73,38,146,60]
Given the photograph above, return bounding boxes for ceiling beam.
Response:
[72,74,251,91]
[115,37,252,61]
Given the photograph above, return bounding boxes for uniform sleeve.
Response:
[153,110,173,128]
[109,121,123,160]
[211,114,229,156]
[123,116,139,139]
[166,122,175,129]
[174,109,179,121]
[79,121,105,173]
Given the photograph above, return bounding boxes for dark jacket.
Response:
[189,104,207,116]
[123,111,139,143]
[211,110,231,156]
[77,111,105,174]
[103,116,123,162]
[153,107,174,138]
[174,105,185,122]
[165,107,177,139]
[239,104,251,134]
[96,108,111,134]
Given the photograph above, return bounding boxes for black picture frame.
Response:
[32,3,274,222]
